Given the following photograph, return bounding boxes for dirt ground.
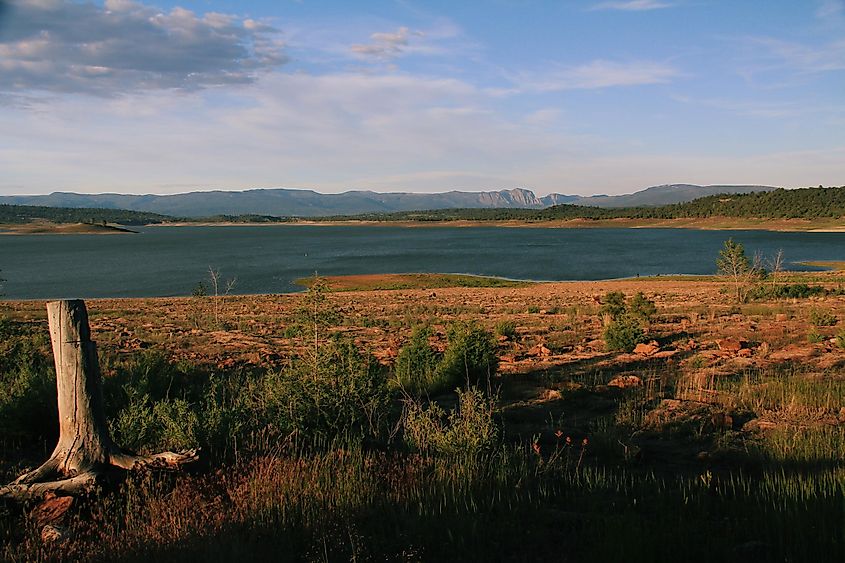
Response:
[5,274,845,452]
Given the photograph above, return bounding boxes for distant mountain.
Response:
[0,184,777,218]
[564,184,779,208]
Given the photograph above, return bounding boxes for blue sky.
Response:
[0,0,842,196]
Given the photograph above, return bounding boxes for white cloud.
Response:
[0,0,286,97]
[516,60,680,92]
[748,37,845,74]
[350,26,424,61]
[590,1,675,12]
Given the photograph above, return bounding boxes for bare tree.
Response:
[768,249,785,291]
[0,300,196,502]
[208,266,237,329]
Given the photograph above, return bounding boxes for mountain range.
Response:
[0,184,778,218]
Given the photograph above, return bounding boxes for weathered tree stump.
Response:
[0,300,197,501]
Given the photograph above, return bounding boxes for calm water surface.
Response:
[2,226,844,299]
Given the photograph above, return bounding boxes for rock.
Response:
[653,350,678,359]
[543,389,562,400]
[41,524,69,545]
[768,344,820,362]
[742,418,778,432]
[633,342,660,356]
[716,338,747,352]
[528,344,552,357]
[608,375,642,388]
[33,493,73,528]
[737,348,753,358]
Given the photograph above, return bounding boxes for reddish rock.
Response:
[608,375,642,388]
[528,344,552,357]
[33,494,73,528]
[716,338,747,353]
[633,342,660,356]
[653,350,678,359]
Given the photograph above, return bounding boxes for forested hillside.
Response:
[0,204,172,225]
[338,186,845,222]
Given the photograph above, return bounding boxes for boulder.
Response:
[633,342,660,356]
[716,338,747,353]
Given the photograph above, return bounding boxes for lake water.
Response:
[1,225,844,300]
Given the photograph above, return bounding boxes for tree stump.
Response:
[0,300,198,501]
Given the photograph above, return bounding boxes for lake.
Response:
[1,225,844,299]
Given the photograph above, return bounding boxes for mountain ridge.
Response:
[0,184,778,218]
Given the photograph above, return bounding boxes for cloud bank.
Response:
[0,0,286,97]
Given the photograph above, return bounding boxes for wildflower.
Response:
[554,430,564,439]
[565,436,572,445]
[532,442,541,455]
[582,438,589,446]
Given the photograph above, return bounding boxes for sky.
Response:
[0,0,843,196]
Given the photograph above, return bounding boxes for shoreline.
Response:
[3,216,845,233]
[4,270,842,303]
[144,216,845,232]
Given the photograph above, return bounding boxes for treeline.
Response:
[0,204,173,225]
[326,185,845,222]
[3,185,844,225]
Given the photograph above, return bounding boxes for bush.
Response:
[112,397,199,453]
[0,321,56,444]
[599,292,627,320]
[433,322,498,393]
[263,338,390,441]
[628,292,657,322]
[807,330,825,344]
[394,325,441,394]
[809,309,837,327]
[495,319,518,340]
[836,329,845,350]
[603,315,646,352]
[747,283,827,300]
[403,388,497,456]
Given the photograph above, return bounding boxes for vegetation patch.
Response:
[295,272,531,292]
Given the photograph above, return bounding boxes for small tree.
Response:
[768,249,785,291]
[207,266,237,329]
[717,238,752,302]
[296,275,341,380]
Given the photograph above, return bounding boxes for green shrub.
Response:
[809,309,837,327]
[628,292,657,322]
[495,319,518,340]
[263,338,389,441]
[747,283,828,300]
[807,330,825,344]
[394,325,441,394]
[603,314,646,352]
[836,329,845,350]
[599,291,627,320]
[0,321,56,443]
[433,322,498,393]
[403,388,498,456]
[112,398,199,453]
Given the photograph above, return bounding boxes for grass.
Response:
[294,273,531,292]
[4,278,845,561]
[798,260,845,271]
